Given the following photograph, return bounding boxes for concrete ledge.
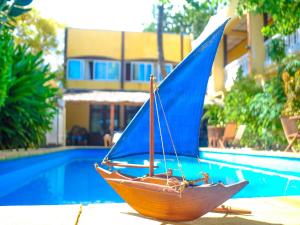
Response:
[0,146,108,161]
[201,147,300,159]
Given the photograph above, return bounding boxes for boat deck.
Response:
[0,196,299,225]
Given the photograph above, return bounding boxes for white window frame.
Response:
[67,59,85,80]
[93,60,121,81]
[130,62,154,82]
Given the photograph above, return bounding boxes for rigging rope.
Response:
[156,90,186,181]
[154,91,169,181]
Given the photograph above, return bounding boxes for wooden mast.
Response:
[149,75,154,176]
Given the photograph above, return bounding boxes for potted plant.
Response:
[202,104,225,147]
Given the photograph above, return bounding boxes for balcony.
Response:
[264,28,300,67]
[224,53,249,90]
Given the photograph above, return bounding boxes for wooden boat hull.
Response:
[96,166,248,221]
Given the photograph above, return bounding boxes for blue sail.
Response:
[106,20,229,160]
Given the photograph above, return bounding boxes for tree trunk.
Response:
[157,4,167,79]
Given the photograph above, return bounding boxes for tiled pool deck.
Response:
[0,147,299,224]
[0,196,299,225]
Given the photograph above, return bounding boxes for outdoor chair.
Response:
[112,131,123,145]
[218,122,237,148]
[232,125,246,147]
[103,133,112,147]
[281,116,300,152]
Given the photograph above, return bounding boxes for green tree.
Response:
[144,0,220,37]
[14,8,63,55]
[0,0,59,149]
[157,3,167,78]
[237,0,300,36]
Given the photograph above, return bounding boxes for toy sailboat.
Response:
[95,19,248,221]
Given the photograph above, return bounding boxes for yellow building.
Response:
[202,0,300,96]
[63,28,192,145]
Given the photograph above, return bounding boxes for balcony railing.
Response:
[264,28,300,67]
[224,53,249,90]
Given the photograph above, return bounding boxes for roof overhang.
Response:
[63,91,149,104]
[63,90,221,106]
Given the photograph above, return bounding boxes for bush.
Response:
[223,74,261,125]
[223,71,286,149]
[249,77,286,149]
[0,29,13,107]
[202,104,224,127]
[0,32,58,149]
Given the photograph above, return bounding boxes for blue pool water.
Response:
[0,149,299,206]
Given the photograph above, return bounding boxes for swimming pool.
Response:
[0,149,299,205]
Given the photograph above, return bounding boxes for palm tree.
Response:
[157,4,167,79]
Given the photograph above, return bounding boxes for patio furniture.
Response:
[103,133,112,147]
[232,125,246,147]
[112,131,122,145]
[218,122,237,148]
[207,126,224,147]
[281,116,300,152]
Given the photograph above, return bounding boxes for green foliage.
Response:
[223,75,261,125]
[248,77,286,149]
[237,0,300,36]
[0,0,32,107]
[267,38,286,65]
[223,69,287,149]
[144,0,220,37]
[0,0,32,28]
[14,9,63,55]
[282,55,300,76]
[0,0,58,149]
[0,38,58,149]
[202,104,225,127]
[0,28,13,107]
[281,56,300,117]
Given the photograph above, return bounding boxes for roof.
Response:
[63,90,220,105]
[63,91,149,104]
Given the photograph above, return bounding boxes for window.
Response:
[157,63,173,81]
[165,64,173,74]
[124,106,140,127]
[67,60,84,80]
[94,61,120,81]
[131,62,153,82]
[90,105,120,134]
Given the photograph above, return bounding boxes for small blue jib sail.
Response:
[106,20,229,160]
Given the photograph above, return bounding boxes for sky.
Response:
[32,0,158,31]
[31,0,187,69]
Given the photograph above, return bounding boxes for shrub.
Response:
[0,35,58,149]
[223,71,286,149]
[202,104,224,127]
[249,77,286,149]
[0,29,13,107]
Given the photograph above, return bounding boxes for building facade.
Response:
[63,28,192,145]
[204,0,300,96]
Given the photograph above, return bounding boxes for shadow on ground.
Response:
[122,212,282,225]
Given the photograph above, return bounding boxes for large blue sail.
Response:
[106,20,228,160]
